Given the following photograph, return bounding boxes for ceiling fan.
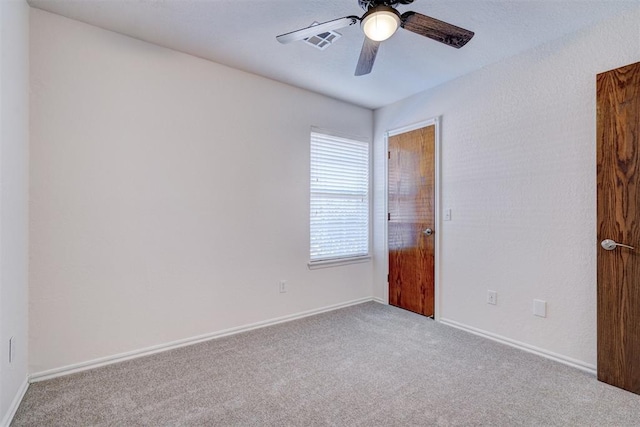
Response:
[276,0,474,76]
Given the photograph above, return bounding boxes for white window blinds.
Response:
[310,131,370,263]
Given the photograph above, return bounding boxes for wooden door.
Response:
[388,125,435,317]
[597,61,640,394]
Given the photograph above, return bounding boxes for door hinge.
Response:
[388,213,391,221]
[388,151,390,159]
[387,274,389,282]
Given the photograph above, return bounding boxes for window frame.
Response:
[308,128,371,269]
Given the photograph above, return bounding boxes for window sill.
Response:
[307,255,371,270]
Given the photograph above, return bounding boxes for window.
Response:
[310,130,370,267]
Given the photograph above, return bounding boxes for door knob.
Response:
[423,228,433,236]
[601,239,635,251]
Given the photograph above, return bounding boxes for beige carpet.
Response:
[12,302,640,426]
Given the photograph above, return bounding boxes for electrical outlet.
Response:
[533,299,547,317]
[279,280,287,293]
[487,290,497,305]
[9,336,15,364]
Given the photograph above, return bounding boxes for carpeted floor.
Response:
[12,302,640,426]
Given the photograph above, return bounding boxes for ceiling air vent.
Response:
[303,22,342,50]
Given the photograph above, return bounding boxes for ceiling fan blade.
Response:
[355,37,380,76]
[400,12,474,49]
[276,16,359,44]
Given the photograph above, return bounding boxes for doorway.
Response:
[596,61,640,394]
[387,120,439,317]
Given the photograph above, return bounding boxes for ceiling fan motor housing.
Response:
[358,0,414,11]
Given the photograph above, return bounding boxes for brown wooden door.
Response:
[597,61,640,394]
[388,125,435,317]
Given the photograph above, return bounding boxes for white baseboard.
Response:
[30,297,374,383]
[372,297,387,304]
[1,378,29,427]
[439,318,597,375]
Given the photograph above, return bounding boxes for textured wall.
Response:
[0,0,30,422]
[29,9,373,374]
[373,7,640,368]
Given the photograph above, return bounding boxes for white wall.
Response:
[29,9,373,374]
[0,0,30,423]
[373,7,640,368]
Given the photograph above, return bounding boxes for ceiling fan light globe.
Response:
[361,8,401,42]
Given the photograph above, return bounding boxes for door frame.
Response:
[383,117,442,320]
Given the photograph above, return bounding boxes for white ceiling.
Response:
[27,0,639,109]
